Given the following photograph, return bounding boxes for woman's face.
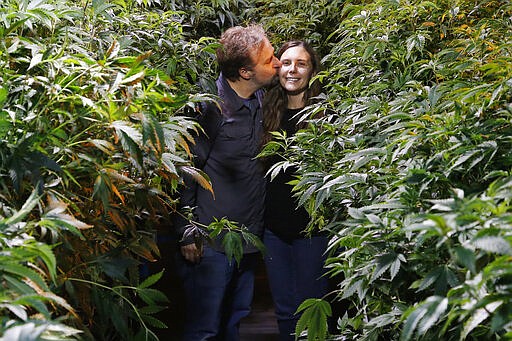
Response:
[278,46,313,95]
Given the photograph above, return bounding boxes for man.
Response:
[175,25,281,340]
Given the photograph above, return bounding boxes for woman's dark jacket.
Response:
[264,108,311,243]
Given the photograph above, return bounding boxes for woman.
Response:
[262,41,328,341]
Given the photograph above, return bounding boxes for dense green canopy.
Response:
[1,0,511,340]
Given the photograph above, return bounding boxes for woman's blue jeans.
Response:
[264,229,328,341]
[177,246,258,341]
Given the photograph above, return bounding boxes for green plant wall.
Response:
[2,0,512,340]
[0,0,219,339]
[259,0,512,339]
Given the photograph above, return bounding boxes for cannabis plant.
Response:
[263,0,512,339]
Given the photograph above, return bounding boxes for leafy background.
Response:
[1,0,511,340]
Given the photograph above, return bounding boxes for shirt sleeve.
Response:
[172,102,223,245]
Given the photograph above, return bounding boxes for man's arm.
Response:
[173,103,223,261]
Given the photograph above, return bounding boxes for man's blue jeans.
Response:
[177,246,258,341]
[264,229,328,341]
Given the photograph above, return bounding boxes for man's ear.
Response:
[239,67,252,81]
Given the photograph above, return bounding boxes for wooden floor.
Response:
[239,304,279,341]
[239,263,280,340]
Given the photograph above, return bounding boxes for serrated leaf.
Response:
[137,288,169,306]
[347,207,365,220]
[13,295,51,317]
[0,262,49,292]
[472,236,512,255]
[3,274,34,295]
[99,255,138,281]
[295,299,331,341]
[455,246,476,274]
[3,189,40,225]
[139,270,164,289]
[161,153,177,174]
[366,311,400,329]
[140,314,168,329]
[143,113,165,155]
[105,40,120,60]
[138,305,167,315]
[40,291,74,313]
[241,230,265,254]
[180,166,213,195]
[23,243,57,282]
[93,174,111,208]
[121,70,145,85]
[319,173,367,191]
[462,301,502,339]
[417,267,442,292]
[401,296,447,341]
[3,304,27,320]
[371,253,396,283]
[342,279,364,299]
[79,95,94,108]
[89,139,114,155]
[112,123,143,168]
[390,256,402,280]
[268,160,293,181]
[38,216,86,239]
[418,296,447,334]
[298,184,317,207]
[221,231,243,265]
[28,53,43,70]
[44,210,93,231]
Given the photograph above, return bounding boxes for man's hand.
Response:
[181,243,203,263]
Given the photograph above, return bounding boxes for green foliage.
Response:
[259,0,512,339]
[68,271,169,341]
[295,298,332,341]
[246,0,345,55]
[205,217,265,265]
[0,189,82,339]
[164,0,250,39]
[0,0,222,339]
[3,0,512,339]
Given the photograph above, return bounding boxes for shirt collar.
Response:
[216,73,263,116]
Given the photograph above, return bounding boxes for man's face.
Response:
[247,38,281,87]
